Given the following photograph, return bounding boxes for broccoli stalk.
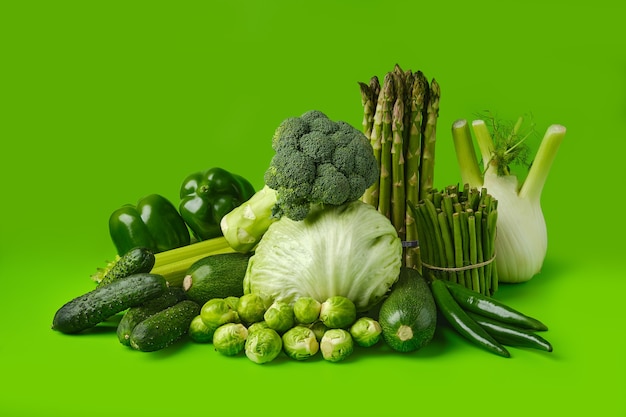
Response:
[220,110,379,253]
[220,185,279,253]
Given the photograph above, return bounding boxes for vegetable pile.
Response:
[52,64,565,363]
[190,293,376,363]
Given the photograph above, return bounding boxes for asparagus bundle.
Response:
[408,184,498,296]
[359,64,440,268]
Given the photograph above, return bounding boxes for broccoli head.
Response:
[264,110,378,220]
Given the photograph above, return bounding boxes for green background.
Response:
[1,1,624,416]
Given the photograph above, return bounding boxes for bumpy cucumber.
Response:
[129,300,201,352]
[52,273,167,334]
[117,287,187,346]
[98,247,155,287]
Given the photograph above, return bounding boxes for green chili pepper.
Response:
[467,311,553,352]
[442,279,548,331]
[179,167,256,241]
[430,279,510,358]
[109,194,191,256]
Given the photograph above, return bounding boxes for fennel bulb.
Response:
[243,200,402,312]
[451,117,566,283]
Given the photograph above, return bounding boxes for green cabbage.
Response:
[243,200,402,312]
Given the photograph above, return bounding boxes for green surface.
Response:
[1,1,624,416]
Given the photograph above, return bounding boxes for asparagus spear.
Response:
[391,96,406,239]
[404,73,427,268]
[361,77,382,207]
[378,73,395,219]
[358,80,376,143]
[419,78,440,201]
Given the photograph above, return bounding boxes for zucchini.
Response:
[129,300,201,352]
[117,287,187,346]
[52,273,167,334]
[378,267,437,352]
[182,252,252,305]
[97,247,155,287]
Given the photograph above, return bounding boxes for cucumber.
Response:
[98,247,155,287]
[117,287,187,346]
[52,273,168,334]
[182,252,252,305]
[129,300,201,352]
[378,267,437,352]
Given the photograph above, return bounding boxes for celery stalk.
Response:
[152,237,235,286]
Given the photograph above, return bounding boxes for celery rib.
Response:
[154,237,231,266]
[152,237,235,286]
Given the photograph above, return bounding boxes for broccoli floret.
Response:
[309,116,338,135]
[310,163,351,206]
[300,110,328,123]
[264,150,316,194]
[347,174,368,201]
[271,117,309,152]
[265,110,378,221]
[300,130,334,163]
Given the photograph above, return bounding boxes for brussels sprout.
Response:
[282,326,320,360]
[213,323,248,356]
[320,328,354,362]
[237,293,266,324]
[349,317,382,347]
[263,301,294,333]
[200,298,239,329]
[308,321,328,342]
[247,321,270,335]
[188,315,216,343]
[319,296,357,329]
[293,297,321,324]
[245,328,283,364]
[225,296,240,310]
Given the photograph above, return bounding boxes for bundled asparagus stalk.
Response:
[359,64,440,268]
[408,184,498,296]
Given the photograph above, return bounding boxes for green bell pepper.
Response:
[109,194,191,256]
[179,167,256,241]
